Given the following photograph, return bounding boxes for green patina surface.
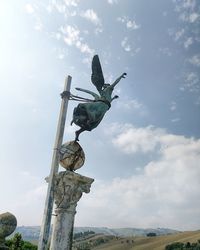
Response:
[71,55,126,141]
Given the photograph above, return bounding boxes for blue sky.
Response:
[0,0,200,230]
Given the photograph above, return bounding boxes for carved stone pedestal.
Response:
[49,171,94,250]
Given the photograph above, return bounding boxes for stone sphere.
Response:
[59,141,85,171]
[0,212,17,238]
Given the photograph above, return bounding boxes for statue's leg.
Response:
[75,127,86,141]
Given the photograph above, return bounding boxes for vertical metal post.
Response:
[38,75,72,250]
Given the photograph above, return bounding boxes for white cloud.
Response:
[189,54,200,67]
[107,0,118,4]
[76,41,94,55]
[58,54,65,59]
[61,25,80,45]
[70,10,77,16]
[172,0,200,50]
[117,17,125,22]
[0,169,47,226]
[50,1,79,13]
[182,0,196,10]
[189,12,199,22]
[51,2,66,13]
[94,27,103,35]
[55,32,62,40]
[174,29,185,41]
[121,37,131,52]
[173,0,199,24]
[173,0,196,13]
[104,72,114,83]
[46,5,53,13]
[184,37,193,48]
[52,46,69,60]
[14,184,47,226]
[60,25,94,56]
[24,3,44,31]
[34,21,43,31]
[64,0,80,6]
[82,57,92,65]
[76,124,200,230]
[126,20,140,30]
[81,9,101,26]
[117,16,140,30]
[116,98,145,115]
[131,47,141,56]
[112,124,165,154]
[25,4,34,14]
[182,72,200,92]
[171,117,180,123]
[170,101,177,111]
[80,9,103,34]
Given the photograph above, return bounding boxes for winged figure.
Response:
[71,55,126,141]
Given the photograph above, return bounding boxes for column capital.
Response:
[47,171,94,213]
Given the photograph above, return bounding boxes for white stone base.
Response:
[49,171,94,250]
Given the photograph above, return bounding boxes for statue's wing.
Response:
[91,55,105,93]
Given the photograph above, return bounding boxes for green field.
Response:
[73,230,200,250]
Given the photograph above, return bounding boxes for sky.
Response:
[0,0,200,231]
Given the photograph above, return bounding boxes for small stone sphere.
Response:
[0,212,17,238]
[59,141,85,171]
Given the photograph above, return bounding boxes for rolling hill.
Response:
[13,226,179,241]
[72,230,200,250]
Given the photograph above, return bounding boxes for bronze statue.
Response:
[71,55,127,141]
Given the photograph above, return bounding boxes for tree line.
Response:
[5,233,37,250]
[165,240,200,250]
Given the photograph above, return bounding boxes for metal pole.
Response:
[38,75,72,250]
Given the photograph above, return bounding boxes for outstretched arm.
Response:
[75,87,99,99]
[111,73,127,88]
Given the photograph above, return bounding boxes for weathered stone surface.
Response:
[59,141,85,171]
[0,212,17,249]
[53,171,93,210]
[0,212,17,238]
[49,171,94,250]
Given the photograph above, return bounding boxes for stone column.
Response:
[49,171,94,250]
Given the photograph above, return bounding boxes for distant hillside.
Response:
[73,230,200,250]
[13,226,179,242]
[74,227,179,237]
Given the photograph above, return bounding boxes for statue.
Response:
[71,55,127,141]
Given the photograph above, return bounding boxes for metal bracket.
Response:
[60,90,70,99]
[60,90,94,102]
